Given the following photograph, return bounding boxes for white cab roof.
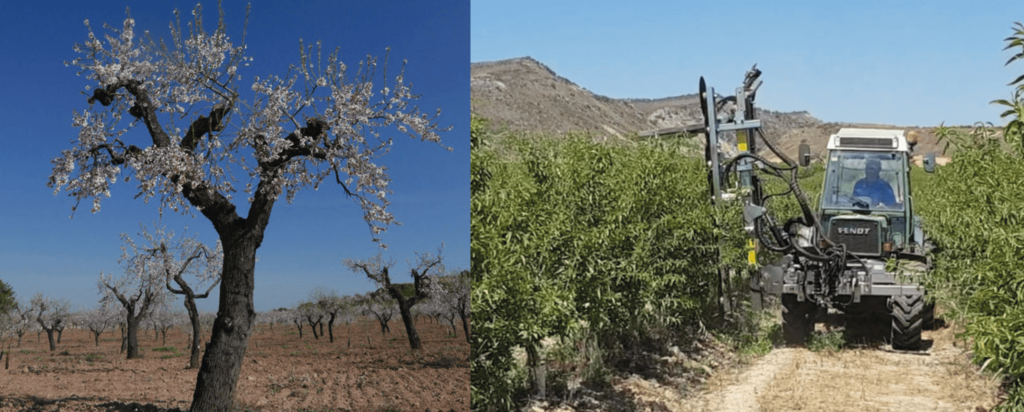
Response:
[827,128,909,152]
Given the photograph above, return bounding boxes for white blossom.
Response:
[50,5,449,245]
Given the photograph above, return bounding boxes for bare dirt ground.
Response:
[615,324,1003,412]
[0,316,469,411]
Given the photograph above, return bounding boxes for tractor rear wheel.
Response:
[782,294,814,345]
[891,294,924,350]
[922,300,936,330]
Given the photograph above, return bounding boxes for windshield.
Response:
[820,150,905,211]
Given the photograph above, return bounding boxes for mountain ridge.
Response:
[471,56,951,159]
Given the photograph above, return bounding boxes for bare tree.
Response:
[345,248,443,350]
[79,303,119,347]
[50,5,448,409]
[31,294,71,352]
[297,301,325,340]
[132,223,222,368]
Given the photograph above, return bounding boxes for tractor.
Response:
[697,67,935,350]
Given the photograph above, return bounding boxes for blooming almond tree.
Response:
[311,287,345,343]
[6,300,32,348]
[287,307,306,339]
[49,5,447,409]
[360,291,397,337]
[345,248,444,350]
[99,230,171,360]
[31,294,71,352]
[427,269,470,343]
[78,302,119,347]
[134,223,222,368]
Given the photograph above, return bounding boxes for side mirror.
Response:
[923,153,935,173]
[798,142,811,167]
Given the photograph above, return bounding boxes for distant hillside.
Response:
[471,57,649,139]
[471,56,954,159]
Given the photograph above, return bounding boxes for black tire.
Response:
[922,301,936,330]
[782,294,814,345]
[891,294,924,350]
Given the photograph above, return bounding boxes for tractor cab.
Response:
[815,128,920,257]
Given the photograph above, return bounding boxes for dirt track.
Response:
[697,327,1001,412]
[607,323,1003,412]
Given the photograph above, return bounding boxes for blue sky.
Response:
[0,1,468,312]
[473,1,1024,127]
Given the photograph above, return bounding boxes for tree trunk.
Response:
[126,315,142,359]
[527,343,546,398]
[57,328,63,344]
[459,311,470,344]
[185,295,203,369]
[397,303,422,350]
[93,331,102,347]
[446,316,457,338]
[189,234,258,411]
[327,313,336,343]
[45,329,56,351]
[308,320,320,340]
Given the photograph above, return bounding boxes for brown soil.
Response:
[616,324,1002,411]
[0,317,469,411]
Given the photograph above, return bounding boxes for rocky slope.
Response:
[471,56,952,159]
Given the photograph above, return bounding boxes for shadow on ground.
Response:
[0,396,186,412]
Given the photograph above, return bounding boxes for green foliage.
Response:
[734,314,782,359]
[917,122,1024,381]
[996,381,1024,411]
[806,330,845,353]
[152,346,185,358]
[392,282,416,299]
[993,22,1024,149]
[913,24,1024,402]
[470,113,489,150]
[0,279,15,313]
[470,125,746,409]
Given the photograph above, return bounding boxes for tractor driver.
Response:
[852,158,896,207]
